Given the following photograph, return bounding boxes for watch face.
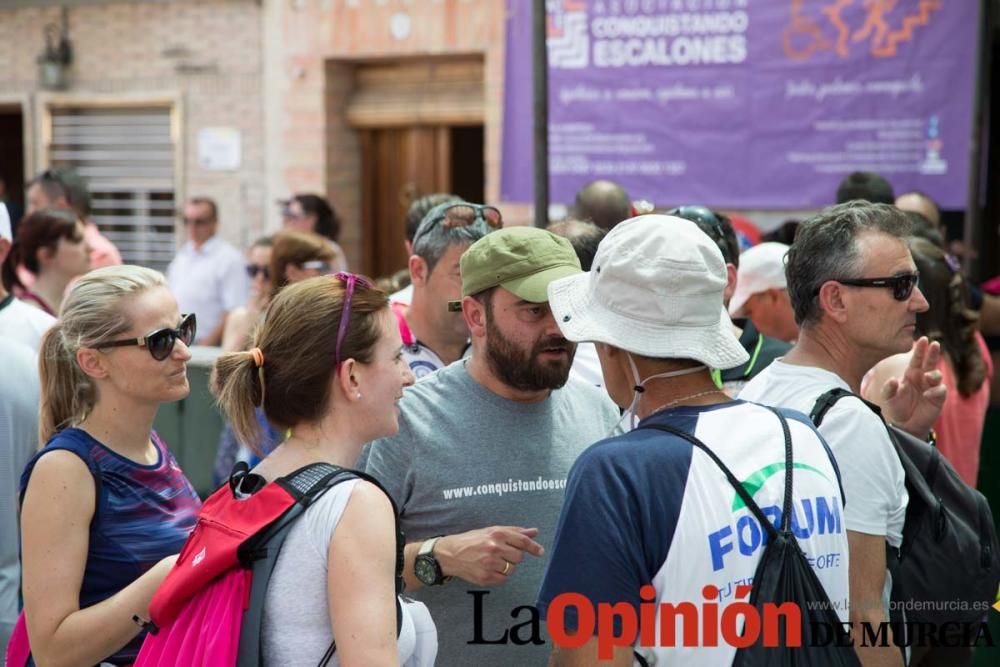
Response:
[415,555,438,585]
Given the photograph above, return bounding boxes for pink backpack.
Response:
[134,462,403,667]
[5,612,30,666]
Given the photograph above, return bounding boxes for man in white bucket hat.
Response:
[536,215,850,666]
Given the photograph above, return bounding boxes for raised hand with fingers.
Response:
[877,336,947,439]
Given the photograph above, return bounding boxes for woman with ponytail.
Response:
[864,237,992,486]
[1,208,91,316]
[210,273,435,665]
[13,265,201,666]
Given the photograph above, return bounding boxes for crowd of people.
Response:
[0,165,996,666]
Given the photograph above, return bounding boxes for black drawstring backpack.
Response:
[640,407,861,666]
[811,388,1000,662]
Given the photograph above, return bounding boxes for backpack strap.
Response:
[235,463,405,667]
[638,406,794,539]
[808,388,934,562]
[808,387,857,427]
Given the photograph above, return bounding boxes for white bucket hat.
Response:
[547,214,749,370]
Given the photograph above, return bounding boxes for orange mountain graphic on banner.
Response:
[783,0,942,61]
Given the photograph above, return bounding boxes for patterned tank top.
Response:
[20,428,201,664]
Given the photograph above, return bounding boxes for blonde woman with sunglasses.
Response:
[11,266,202,666]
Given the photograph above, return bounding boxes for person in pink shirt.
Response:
[865,237,992,487]
[25,168,122,274]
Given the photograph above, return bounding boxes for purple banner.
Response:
[501,0,979,209]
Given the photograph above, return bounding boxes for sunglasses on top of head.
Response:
[413,204,503,246]
[300,260,333,273]
[332,272,375,367]
[824,272,920,301]
[100,313,197,361]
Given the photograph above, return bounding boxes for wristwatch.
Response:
[414,536,451,586]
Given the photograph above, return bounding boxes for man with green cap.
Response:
[361,226,621,666]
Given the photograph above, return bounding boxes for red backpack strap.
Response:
[390,302,415,348]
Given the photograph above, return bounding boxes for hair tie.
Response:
[249,347,264,368]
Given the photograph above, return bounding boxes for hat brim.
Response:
[502,263,581,303]
[548,273,750,370]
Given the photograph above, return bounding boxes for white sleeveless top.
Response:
[261,479,437,665]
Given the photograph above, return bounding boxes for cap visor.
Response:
[728,291,749,318]
[502,263,581,303]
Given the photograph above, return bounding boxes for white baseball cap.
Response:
[728,242,790,318]
[547,215,749,370]
[0,203,10,242]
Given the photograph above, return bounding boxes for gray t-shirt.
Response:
[361,360,620,666]
[0,340,41,649]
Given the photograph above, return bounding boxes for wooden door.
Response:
[360,126,450,279]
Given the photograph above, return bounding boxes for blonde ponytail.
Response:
[38,323,94,445]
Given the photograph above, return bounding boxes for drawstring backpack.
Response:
[640,407,861,666]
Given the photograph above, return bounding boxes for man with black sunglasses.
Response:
[741,201,946,667]
[166,197,248,346]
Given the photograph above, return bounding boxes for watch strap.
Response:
[418,536,442,557]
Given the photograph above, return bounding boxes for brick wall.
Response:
[0,0,266,249]
[270,0,513,270]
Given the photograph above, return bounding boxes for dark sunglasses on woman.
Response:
[246,264,271,280]
[101,313,197,361]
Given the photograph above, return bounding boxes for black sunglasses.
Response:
[830,273,920,301]
[246,264,271,280]
[101,313,197,361]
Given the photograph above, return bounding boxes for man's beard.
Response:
[484,315,576,391]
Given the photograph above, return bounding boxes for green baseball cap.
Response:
[447,227,582,311]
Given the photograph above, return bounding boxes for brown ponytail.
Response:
[211,348,267,450]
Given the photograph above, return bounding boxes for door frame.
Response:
[0,94,35,186]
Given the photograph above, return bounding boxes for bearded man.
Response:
[361,227,620,666]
